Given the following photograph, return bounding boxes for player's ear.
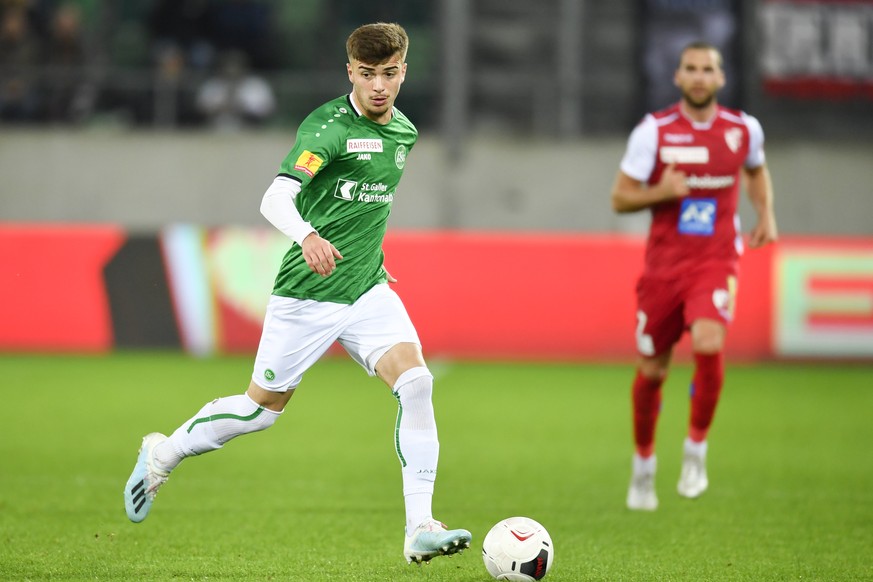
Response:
[347,62,353,82]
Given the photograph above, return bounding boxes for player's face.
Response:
[674,48,725,110]
[347,53,406,124]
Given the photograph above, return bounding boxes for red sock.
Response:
[632,370,663,458]
[689,352,724,442]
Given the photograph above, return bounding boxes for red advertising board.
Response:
[0,223,125,351]
[2,224,871,361]
[172,229,780,361]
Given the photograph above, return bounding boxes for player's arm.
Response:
[611,114,689,213]
[742,113,778,249]
[260,176,343,277]
[744,164,778,248]
[611,163,690,213]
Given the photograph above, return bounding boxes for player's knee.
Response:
[692,334,724,355]
[691,320,726,354]
[639,366,667,382]
[377,342,426,387]
[638,357,668,381]
[246,381,295,412]
[394,366,433,398]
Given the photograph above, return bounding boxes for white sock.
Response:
[633,453,657,476]
[153,394,280,472]
[684,437,707,458]
[393,367,438,535]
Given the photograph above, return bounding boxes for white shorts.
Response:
[251,283,420,391]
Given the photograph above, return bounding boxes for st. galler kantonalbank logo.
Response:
[334,179,358,200]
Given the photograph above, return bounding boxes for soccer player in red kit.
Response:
[611,41,778,511]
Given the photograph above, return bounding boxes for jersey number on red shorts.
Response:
[635,310,655,356]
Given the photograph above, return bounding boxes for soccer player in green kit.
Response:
[124,22,472,564]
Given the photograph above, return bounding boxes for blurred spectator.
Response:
[148,0,214,71]
[151,42,201,127]
[43,4,82,67]
[3,0,52,38]
[42,3,94,122]
[0,4,41,121]
[209,0,274,70]
[196,49,275,130]
[98,20,204,128]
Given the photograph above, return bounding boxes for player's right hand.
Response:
[659,163,690,200]
[301,232,343,277]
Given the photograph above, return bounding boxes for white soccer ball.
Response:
[482,516,554,581]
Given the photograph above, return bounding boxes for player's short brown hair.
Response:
[346,22,409,65]
[679,41,723,69]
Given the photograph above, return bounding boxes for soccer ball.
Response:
[482,516,554,581]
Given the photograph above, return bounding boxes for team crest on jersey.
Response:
[395,145,407,169]
[678,198,717,236]
[347,139,383,153]
[294,150,324,178]
[724,128,743,153]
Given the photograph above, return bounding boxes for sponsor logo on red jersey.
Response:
[664,133,694,144]
[660,146,709,164]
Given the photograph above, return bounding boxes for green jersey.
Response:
[272,94,417,304]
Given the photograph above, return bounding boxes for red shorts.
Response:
[634,264,738,356]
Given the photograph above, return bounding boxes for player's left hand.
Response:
[748,214,778,248]
[385,268,397,283]
[301,232,343,276]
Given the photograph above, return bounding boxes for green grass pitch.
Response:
[1,352,871,581]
